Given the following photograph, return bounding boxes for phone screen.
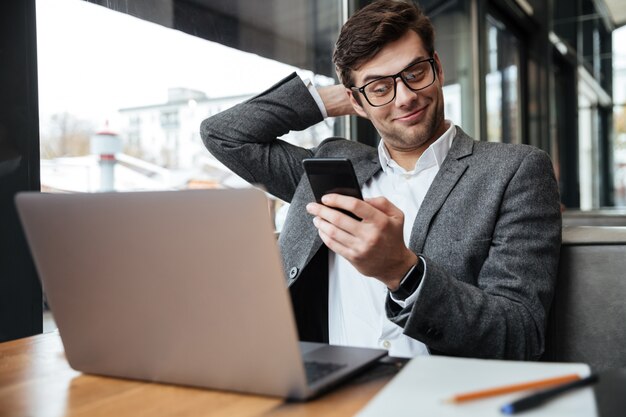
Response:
[302,158,363,220]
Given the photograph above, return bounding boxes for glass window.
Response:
[36,0,338,196]
[613,27,626,207]
[36,0,342,333]
[484,14,522,143]
[426,0,476,137]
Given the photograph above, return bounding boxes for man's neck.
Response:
[384,121,451,171]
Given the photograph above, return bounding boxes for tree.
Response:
[40,112,94,159]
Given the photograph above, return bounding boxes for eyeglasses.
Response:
[351,57,436,107]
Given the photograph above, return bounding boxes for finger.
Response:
[317,228,357,260]
[306,201,325,215]
[307,200,361,232]
[320,193,378,221]
[313,216,359,249]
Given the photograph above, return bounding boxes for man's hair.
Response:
[333,0,435,87]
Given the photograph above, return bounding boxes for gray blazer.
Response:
[200,73,561,360]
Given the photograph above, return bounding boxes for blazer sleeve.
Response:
[199,73,325,202]
[386,148,561,360]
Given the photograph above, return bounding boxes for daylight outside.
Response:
[613,26,626,206]
[37,0,626,209]
[36,0,336,230]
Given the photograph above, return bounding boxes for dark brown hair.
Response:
[333,0,435,87]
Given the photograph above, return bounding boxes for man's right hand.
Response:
[318,85,358,117]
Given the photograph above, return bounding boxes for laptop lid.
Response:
[16,189,385,400]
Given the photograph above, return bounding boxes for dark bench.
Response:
[543,226,626,371]
[562,210,626,227]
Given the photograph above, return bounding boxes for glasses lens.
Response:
[363,77,396,106]
[360,59,435,107]
[402,60,434,91]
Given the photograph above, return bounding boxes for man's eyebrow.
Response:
[360,55,430,85]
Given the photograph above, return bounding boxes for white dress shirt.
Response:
[304,78,456,357]
[328,124,455,357]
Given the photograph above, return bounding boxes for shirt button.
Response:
[382,340,391,349]
[288,267,298,279]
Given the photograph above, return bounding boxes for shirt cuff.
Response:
[300,77,328,118]
[389,256,426,308]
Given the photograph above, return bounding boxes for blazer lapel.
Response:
[353,153,381,186]
[408,128,474,252]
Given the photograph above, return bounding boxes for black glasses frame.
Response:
[351,57,436,107]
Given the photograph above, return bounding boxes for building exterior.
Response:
[119,88,250,171]
[117,87,335,188]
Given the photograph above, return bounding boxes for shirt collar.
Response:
[378,121,456,174]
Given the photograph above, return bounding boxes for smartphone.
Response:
[302,158,363,220]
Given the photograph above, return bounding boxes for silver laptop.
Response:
[16,189,386,400]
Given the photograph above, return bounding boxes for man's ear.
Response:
[434,51,445,86]
[347,89,369,119]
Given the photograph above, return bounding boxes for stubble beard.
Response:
[378,100,445,153]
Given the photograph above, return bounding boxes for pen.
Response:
[500,373,599,414]
[444,373,582,403]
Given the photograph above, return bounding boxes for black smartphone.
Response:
[302,158,363,220]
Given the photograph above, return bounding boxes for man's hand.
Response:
[318,85,357,118]
[306,194,418,290]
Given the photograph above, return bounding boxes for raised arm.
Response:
[200,73,326,202]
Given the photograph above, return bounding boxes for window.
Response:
[36,0,339,195]
[426,0,476,137]
[484,13,522,143]
[614,27,626,206]
[36,0,343,333]
[160,111,179,129]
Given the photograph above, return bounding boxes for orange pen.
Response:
[444,373,582,403]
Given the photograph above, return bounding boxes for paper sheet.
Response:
[357,356,596,417]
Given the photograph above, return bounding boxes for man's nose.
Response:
[394,78,417,107]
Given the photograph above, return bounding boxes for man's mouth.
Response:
[393,105,427,122]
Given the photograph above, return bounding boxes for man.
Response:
[200,0,561,360]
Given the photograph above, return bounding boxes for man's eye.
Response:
[405,68,425,81]
[367,80,393,96]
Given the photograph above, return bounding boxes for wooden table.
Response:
[0,332,399,417]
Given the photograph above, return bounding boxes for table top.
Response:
[0,332,398,417]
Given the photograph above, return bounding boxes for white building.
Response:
[117,87,336,188]
[119,88,251,172]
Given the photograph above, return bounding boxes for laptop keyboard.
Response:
[304,361,347,384]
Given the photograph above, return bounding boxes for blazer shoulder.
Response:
[472,140,552,163]
[314,137,377,160]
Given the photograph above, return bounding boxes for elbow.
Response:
[199,118,213,148]
[199,116,226,156]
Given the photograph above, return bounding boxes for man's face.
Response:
[347,30,446,155]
